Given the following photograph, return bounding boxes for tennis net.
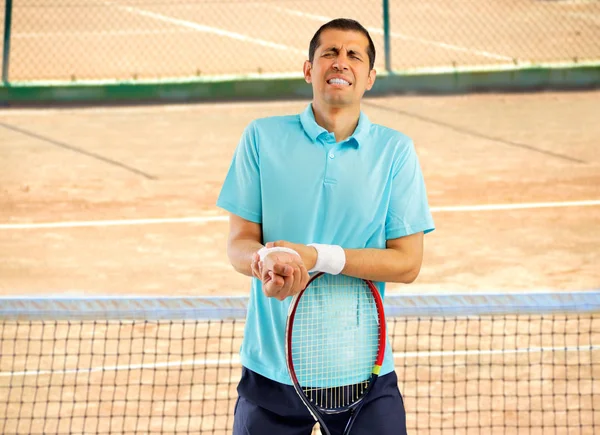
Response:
[1,292,599,434]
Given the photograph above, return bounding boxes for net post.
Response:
[382,0,392,74]
[2,0,13,84]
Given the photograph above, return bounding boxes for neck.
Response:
[311,100,360,143]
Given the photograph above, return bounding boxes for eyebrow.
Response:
[322,47,365,58]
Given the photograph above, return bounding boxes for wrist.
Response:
[305,246,318,270]
[307,243,346,275]
[257,246,300,262]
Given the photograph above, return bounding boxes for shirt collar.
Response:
[300,103,371,148]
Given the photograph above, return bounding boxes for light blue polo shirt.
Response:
[217,103,435,385]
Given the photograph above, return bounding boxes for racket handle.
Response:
[343,375,380,435]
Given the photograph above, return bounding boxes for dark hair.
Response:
[308,18,376,70]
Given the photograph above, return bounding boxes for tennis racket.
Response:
[285,272,386,435]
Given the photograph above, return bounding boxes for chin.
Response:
[327,99,355,108]
[323,93,353,105]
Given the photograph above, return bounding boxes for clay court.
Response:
[1,91,599,295]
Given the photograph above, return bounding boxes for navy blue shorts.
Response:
[233,367,407,435]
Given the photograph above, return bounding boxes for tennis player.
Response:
[217,18,435,435]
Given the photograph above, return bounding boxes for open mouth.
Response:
[327,78,352,86]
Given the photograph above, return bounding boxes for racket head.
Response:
[285,272,386,417]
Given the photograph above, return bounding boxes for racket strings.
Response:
[303,380,369,408]
[291,275,381,410]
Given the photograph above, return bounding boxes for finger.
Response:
[251,262,260,279]
[297,263,309,290]
[263,268,272,284]
[272,271,286,287]
[277,273,296,300]
[286,266,302,297]
[262,272,282,297]
[272,263,294,277]
[250,255,260,278]
[265,242,275,248]
[262,265,286,286]
[260,262,270,282]
[267,274,286,298]
[263,281,277,298]
[268,273,288,300]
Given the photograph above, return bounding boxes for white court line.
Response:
[0,216,228,230]
[1,200,598,230]
[0,357,240,378]
[0,100,307,117]
[104,1,305,55]
[3,345,598,378]
[429,199,600,212]
[271,6,513,62]
[568,12,600,24]
[13,29,197,38]
[393,344,600,359]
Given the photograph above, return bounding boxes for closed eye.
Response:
[348,51,363,61]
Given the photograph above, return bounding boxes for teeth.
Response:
[329,78,350,86]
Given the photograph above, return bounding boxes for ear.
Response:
[303,60,312,84]
[366,68,376,91]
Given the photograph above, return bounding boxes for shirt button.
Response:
[328,152,335,159]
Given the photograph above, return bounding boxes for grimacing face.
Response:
[304,28,376,108]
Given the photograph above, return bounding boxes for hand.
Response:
[251,242,308,282]
[251,251,262,281]
[251,251,294,282]
[265,241,318,271]
[262,259,309,301]
[251,243,312,301]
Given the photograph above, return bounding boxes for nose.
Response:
[332,52,349,71]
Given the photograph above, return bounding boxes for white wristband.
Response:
[257,247,300,262]
[307,243,346,275]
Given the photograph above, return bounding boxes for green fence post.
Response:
[382,0,392,74]
[3,0,13,84]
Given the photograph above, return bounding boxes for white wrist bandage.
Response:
[307,243,346,275]
[257,247,300,262]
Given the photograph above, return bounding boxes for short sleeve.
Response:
[385,141,435,240]
[216,122,262,223]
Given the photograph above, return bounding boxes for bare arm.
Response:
[226,213,310,298]
[226,213,264,277]
[342,232,424,283]
[267,232,424,283]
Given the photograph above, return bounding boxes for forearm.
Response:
[227,238,263,277]
[342,247,422,284]
[269,236,423,283]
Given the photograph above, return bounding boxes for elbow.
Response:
[227,241,253,277]
[401,266,420,284]
[232,262,252,277]
[393,259,422,284]
[231,261,246,275]
[226,241,243,274]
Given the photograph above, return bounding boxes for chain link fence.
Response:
[1,0,599,83]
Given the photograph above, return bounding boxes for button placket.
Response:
[323,142,339,185]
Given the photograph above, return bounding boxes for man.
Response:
[217,18,434,435]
